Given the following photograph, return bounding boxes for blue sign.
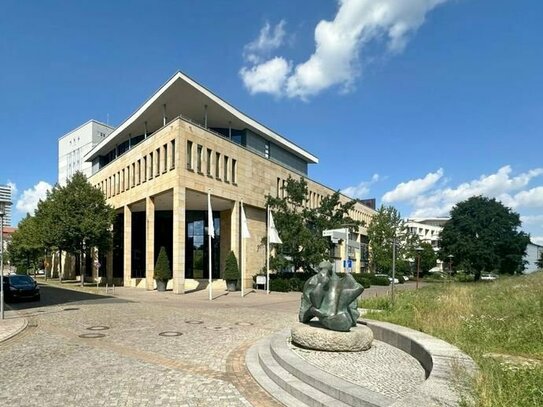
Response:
[343,260,353,269]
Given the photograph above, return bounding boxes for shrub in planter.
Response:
[224,251,240,291]
[154,247,171,292]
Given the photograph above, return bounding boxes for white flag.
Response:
[241,204,251,238]
[268,211,282,244]
[207,192,215,238]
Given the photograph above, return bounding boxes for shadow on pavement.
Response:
[7,283,132,312]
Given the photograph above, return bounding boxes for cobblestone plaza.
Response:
[0,283,425,407]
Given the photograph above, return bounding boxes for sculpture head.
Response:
[317,260,333,275]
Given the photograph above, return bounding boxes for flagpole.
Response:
[208,190,213,301]
[240,201,244,298]
[266,206,270,295]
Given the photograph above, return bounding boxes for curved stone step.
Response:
[246,341,309,407]
[269,331,393,407]
[258,337,352,407]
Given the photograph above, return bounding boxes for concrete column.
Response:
[145,196,155,290]
[106,250,113,284]
[230,201,240,261]
[123,205,132,287]
[172,186,186,294]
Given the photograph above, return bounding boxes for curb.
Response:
[0,317,29,344]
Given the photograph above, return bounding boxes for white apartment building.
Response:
[0,184,12,226]
[406,218,448,249]
[58,120,115,185]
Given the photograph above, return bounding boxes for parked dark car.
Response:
[2,275,40,302]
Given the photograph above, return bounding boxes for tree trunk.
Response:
[80,248,85,287]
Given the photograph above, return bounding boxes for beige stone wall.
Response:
[89,117,376,291]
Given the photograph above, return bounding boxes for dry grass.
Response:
[360,272,543,407]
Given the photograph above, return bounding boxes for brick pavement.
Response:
[0,282,425,406]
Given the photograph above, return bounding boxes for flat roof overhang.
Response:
[84,72,318,164]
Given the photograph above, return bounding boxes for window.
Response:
[231,159,237,184]
[170,140,176,169]
[132,163,136,187]
[223,156,229,182]
[143,157,147,182]
[206,148,212,176]
[196,144,203,173]
[155,149,160,177]
[186,141,193,169]
[149,154,153,180]
[137,160,141,185]
[215,152,221,179]
[162,144,168,173]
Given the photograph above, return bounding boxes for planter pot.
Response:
[156,280,167,292]
[226,279,237,292]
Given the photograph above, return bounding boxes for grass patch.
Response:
[360,273,543,407]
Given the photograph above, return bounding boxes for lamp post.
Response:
[447,254,454,281]
[415,246,423,290]
[0,198,13,320]
[391,237,397,304]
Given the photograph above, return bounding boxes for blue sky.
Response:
[1,0,542,243]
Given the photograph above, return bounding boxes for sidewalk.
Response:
[0,316,28,343]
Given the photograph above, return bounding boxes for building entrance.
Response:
[185,211,220,279]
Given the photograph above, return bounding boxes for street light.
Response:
[0,197,13,320]
[447,254,454,281]
[415,246,423,290]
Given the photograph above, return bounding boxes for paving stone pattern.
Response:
[289,338,426,400]
[0,286,426,406]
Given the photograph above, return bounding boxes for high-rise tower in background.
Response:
[58,120,115,186]
[0,185,12,226]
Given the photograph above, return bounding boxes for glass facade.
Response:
[185,211,221,279]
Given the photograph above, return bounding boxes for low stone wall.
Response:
[362,319,478,407]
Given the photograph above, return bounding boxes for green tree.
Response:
[418,242,437,274]
[154,246,172,282]
[34,172,116,283]
[439,196,530,280]
[266,176,361,272]
[7,215,44,273]
[367,205,417,274]
[223,251,240,281]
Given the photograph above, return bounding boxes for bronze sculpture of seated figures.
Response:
[299,261,364,332]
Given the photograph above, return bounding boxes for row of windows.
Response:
[186,140,238,185]
[275,177,371,225]
[95,139,176,198]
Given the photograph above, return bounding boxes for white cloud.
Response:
[243,20,287,64]
[240,0,450,99]
[341,174,380,198]
[521,215,543,225]
[391,166,543,218]
[16,181,52,215]
[240,57,291,96]
[382,168,443,203]
[532,236,543,245]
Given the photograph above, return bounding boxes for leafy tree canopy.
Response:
[7,214,44,272]
[367,205,418,274]
[266,176,362,272]
[439,196,529,279]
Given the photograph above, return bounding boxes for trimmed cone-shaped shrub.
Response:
[154,246,172,282]
[224,251,240,281]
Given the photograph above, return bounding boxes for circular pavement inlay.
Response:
[79,333,106,339]
[63,307,80,311]
[185,320,204,325]
[235,322,253,327]
[205,326,231,331]
[87,326,110,331]
[159,331,183,337]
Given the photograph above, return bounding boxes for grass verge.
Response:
[360,272,543,407]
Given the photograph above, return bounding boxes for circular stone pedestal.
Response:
[291,323,373,352]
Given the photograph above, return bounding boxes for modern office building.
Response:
[81,72,376,293]
[406,217,449,271]
[0,184,12,227]
[58,120,115,185]
[524,242,543,274]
